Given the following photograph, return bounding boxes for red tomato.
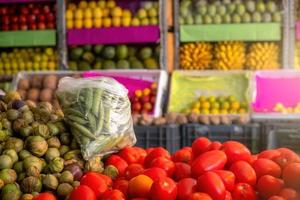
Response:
[230,161,257,186]
[210,141,222,150]
[146,147,154,154]
[173,162,191,181]
[188,193,213,200]
[106,155,128,177]
[118,147,146,165]
[97,174,113,188]
[192,137,212,157]
[144,147,171,168]
[125,164,144,180]
[150,177,177,200]
[80,172,108,198]
[172,148,193,163]
[142,167,167,182]
[151,157,175,177]
[268,196,285,200]
[225,191,233,200]
[257,175,284,199]
[282,163,300,191]
[279,188,300,200]
[177,178,197,200]
[253,158,282,179]
[113,179,129,197]
[213,170,236,191]
[102,189,125,200]
[33,193,57,200]
[134,147,147,164]
[197,172,226,200]
[232,183,257,200]
[258,149,281,160]
[222,141,252,165]
[273,148,300,169]
[191,150,227,178]
[249,155,258,165]
[69,185,97,200]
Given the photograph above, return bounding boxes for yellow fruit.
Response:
[102,8,110,17]
[213,41,246,70]
[201,109,210,115]
[202,101,211,109]
[180,42,213,70]
[84,8,93,19]
[211,109,219,115]
[112,7,122,17]
[66,9,74,20]
[18,62,25,70]
[84,18,93,28]
[67,20,74,29]
[98,1,106,8]
[199,96,206,103]
[41,54,48,61]
[141,18,150,26]
[103,18,112,27]
[93,8,102,19]
[220,109,228,114]
[150,17,158,25]
[231,101,240,110]
[33,62,40,70]
[137,9,147,19]
[75,9,83,19]
[107,0,116,8]
[79,1,88,9]
[45,48,54,56]
[246,42,280,70]
[74,20,83,29]
[122,9,132,18]
[88,1,97,9]
[193,102,201,109]
[112,17,121,27]
[26,62,33,70]
[131,18,140,26]
[48,61,56,70]
[11,62,18,69]
[41,61,48,69]
[93,18,102,28]
[122,17,131,27]
[238,108,247,114]
[4,62,10,70]
[221,101,230,110]
[148,8,158,17]
[34,55,41,62]
[68,3,77,11]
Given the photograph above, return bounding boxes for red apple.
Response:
[11,24,19,31]
[29,23,37,30]
[46,22,55,29]
[131,97,140,103]
[2,24,9,31]
[32,7,40,15]
[2,15,10,25]
[46,13,55,22]
[0,7,8,15]
[11,15,18,23]
[132,102,142,112]
[27,14,36,24]
[38,22,46,30]
[20,23,28,30]
[19,15,27,24]
[43,5,51,14]
[141,96,150,104]
[150,96,156,104]
[143,102,152,111]
[20,6,29,15]
[37,15,45,22]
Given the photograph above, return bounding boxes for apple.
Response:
[20,23,28,31]
[11,24,19,31]
[47,22,55,29]
[20,6,29,15]
[2,24,9,31]
[132,102,142,112]
[143,102,152,111]
[29,23,37,30]
[2,15,10,25]
[46,13,55,22]
[32,7,40,15]
[43,5,51,14]
[37,15,45,22]
[11,15,18,23]
[141,96,150,104]
[19,15,27,24]
[150,96,156,104]
[38,22,46,30]
[143,88,151,96]
[27,14,36,24]
[0,7,8,15]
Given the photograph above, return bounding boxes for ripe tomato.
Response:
[282,163,300,191]
[213,170,236,191]
[225,191,233,200]
[118,147,146,165]
[172,148,193,163]
[128,175,153,198]
[144,147,171,168]
[192,137,212,157]
[33,193,57,200]
[257,175,284,199]
[268,196,285,200]
[222,141,251,165]
[273,148,300,169]
[105,155,128,177]
[146,147,154,154]
[102,189,125,200]
[197,172,226,200]
[80,172,108,198]
[151,157,175,177]
[150,177,177,200]
[191,150,227,178]
[133,147,147,164]
[232,183,257,200]
[142,167,167,182]
[188,193,213,200]
[210,141,222,150]
[229,161,257,186]
[279,188,300,200]
[258,149,281,160]
[113,179,129,197]
[173,162,191,181]
[69,185,97,200]
[253,158,281,179]
[177,178,197,200]
[125,164,144,180]
[97,174,113,188]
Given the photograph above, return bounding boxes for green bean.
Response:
[95,101,104,134]
[87,113,97,133]
[64,108,85,118]
[66,121,96,140]
[92,89,102,117]
[85,88,93,115]
[103,108,111,132]
[66,115,88,125]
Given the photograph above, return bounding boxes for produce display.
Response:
[180,42,280,70]
[68,45,160,70]
[179,0,282,25]
[0,48,58,75]
[67,137,300,200]
[66,0,159,29]
[0,92,104,199]
[0,3,56,31]
[273,103,300,114]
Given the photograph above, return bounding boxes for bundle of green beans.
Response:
[57,77,136,160]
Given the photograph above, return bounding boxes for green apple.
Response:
[208,4,217,16]
[252,12,262,23]
[213,14,222,24]
[227,4,236,14]
[267,1,277,13]
[223,14,232,24]
[236,4,246,15]
[262,12,272,22]
[256,1,266,13]
[217,5,227,15]
[246,0,255,13]
[232,14,241,23]
[242,12,251,23]
[203,15,213,24]
[194,15,203,24]
[197,5,207,15]
[272,12,282,23]
[180,7,191,17]
[185,16,194,25]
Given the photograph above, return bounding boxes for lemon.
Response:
[122,9,132,18]
[75,19,83,29]
[112,6,122,17]
[193,102,201,109]
[33,62,40,70]
[137,9,147,19]
[84,18,93,28]
[148,8,158,17]
[34,55,41,62]
[122,17,131,27]
[102,8,109,17]
[93,8,102,18]
[41,61,48,69]
[228,95,236,103]
[199,96,206,103]
[98,1,106,8]
[66,9,74,20]
[141,18,150,26]
[93,18,102,28]
[45,48,54,56]
[150,17,158,25]
[221,101,230,110]
[131,17,140,26]
[107,0,116,8]
[103,18,112,27]
[26,62,33,70]
[231,101,240,110]
[112,17,121,27]
[67,20,74,29]
[79,1,88,9]
[48,61,56,70]
[88,1,97,9]
[75,9,83,20]
[212,102,220,109]
[18,62,25,70]
[84,8,92,19]
[68,3,77,11]
[202,101,211,109]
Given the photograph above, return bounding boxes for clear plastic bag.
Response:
[56,77,136,160]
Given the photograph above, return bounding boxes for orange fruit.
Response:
[128,175,153,198]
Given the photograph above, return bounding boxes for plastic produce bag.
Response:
[56,77,136,160]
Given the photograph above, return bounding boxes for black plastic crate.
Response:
[182,124,262,153]
[134,124,181,153]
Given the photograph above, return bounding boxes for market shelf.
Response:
[296,21,300,40]
[0,30,56,47]
[67,26,160,45]
[0,0,54,3]
[180,23,281,42]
